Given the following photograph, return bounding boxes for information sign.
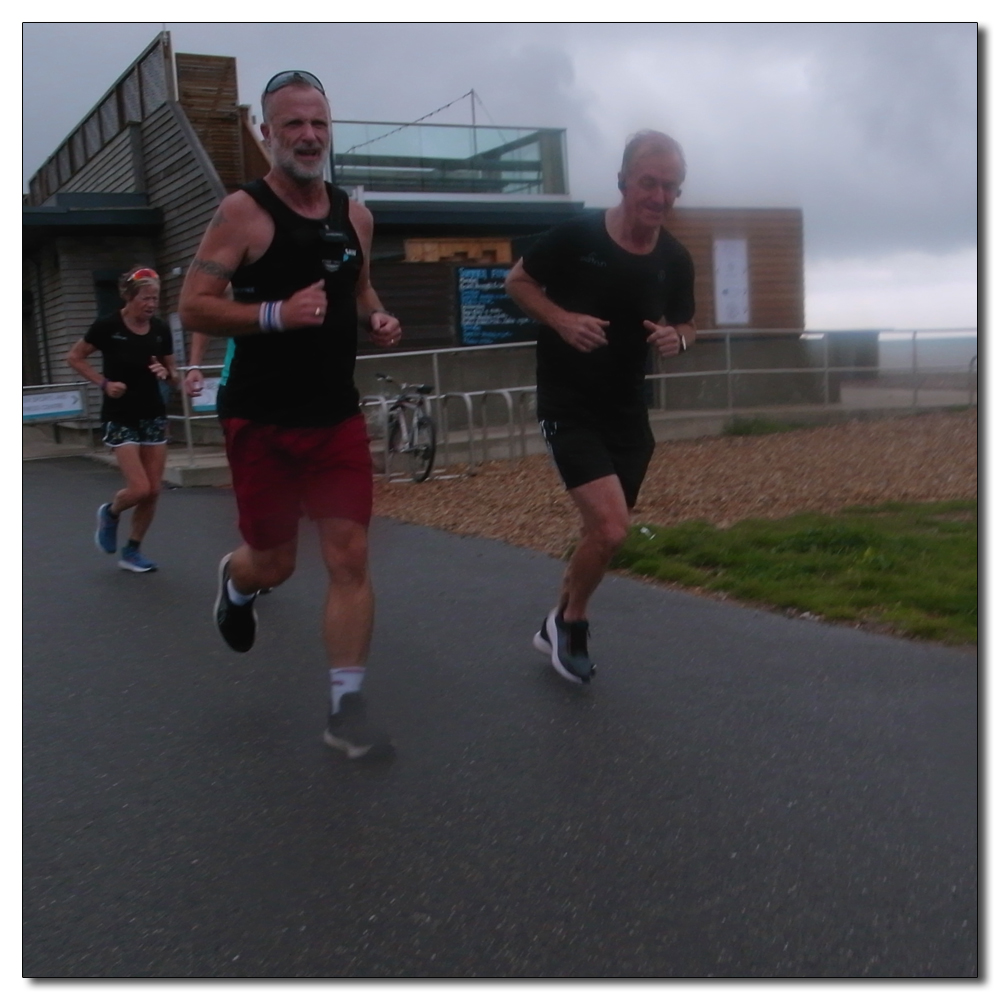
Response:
[22,391,84,422]
[456,267,536,346]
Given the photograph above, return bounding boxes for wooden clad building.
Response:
[667,207,804,334]
[23,34,266,385]
[23,32,805,389]
[366,206,804,348]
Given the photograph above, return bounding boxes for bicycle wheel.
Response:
[385,411,403,475]
[408,414,436,482]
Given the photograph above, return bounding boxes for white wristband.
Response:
[258,300,284,333]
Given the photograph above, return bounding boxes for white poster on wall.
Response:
[191,377,220,413]
[713,238,750,325]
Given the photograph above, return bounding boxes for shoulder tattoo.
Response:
[191,257,235,280]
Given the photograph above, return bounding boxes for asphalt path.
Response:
[23,458,978,978]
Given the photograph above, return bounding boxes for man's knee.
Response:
[246,545,297,588]
[585,513,630,552]
[320,521,370,586]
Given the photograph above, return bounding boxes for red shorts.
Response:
[221,414,373,550]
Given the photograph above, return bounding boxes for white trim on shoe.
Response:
[545,607,588,685]
[532,613,553,656]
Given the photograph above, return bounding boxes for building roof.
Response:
[23,193,163,252]
[364,196,586,235]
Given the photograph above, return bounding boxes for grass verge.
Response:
[723,416,806,436]
[612,500,977,644]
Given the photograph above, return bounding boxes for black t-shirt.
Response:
[219,180,364,427]
[522,211,695,425]
[84,312,173,423]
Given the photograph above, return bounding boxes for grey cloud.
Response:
[22,21,977,265]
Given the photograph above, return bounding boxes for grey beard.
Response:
[273,148,326,182]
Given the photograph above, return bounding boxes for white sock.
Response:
[330,667,365,714]
[227,579,255,606]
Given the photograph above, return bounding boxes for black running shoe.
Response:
[536,608,595,684]
[323,692,394,761]
[214,553,257,652]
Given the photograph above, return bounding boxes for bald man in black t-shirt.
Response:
[506,130,696,685]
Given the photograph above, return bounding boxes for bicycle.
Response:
[377,373,437,482]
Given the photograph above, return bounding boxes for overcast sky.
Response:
[22,20,979,330]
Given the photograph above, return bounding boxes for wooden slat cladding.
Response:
[240,106,271,180]
[666,208,804,334]
[37,235,157,383]
[140,103,225,318]
[367,262,456,347]
[60,129,137,195]
[175,53,245,192]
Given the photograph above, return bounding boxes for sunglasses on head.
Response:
[128,268,159,282]
[263,70,326,96]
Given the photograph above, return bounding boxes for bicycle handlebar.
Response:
[376,373,434,396]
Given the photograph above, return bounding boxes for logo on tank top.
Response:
[581,251,607,268]
[322,247,358,273]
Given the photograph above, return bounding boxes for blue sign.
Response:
[456,267,536,346]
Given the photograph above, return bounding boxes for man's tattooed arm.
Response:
[191,258,235,281]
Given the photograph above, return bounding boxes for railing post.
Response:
[725,331,734,412]
[179,373,195,468]
[911,330,919,411]
[431,350,443,439]
[823,331,831,407]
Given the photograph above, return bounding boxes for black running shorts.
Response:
[539,418,655,509]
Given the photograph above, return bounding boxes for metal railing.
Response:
[24,328,977,477]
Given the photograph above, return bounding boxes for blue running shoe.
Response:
[534,608,595,684]
[95,503,119,554]
[118,544,157,573]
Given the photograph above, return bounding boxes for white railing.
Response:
[24,328,977,475]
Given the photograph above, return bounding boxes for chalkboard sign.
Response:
[456,266,536,346]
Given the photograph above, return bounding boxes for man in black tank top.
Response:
[179,71,402,760]
[505,131,696,687]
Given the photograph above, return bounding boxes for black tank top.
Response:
[218,179,364,426]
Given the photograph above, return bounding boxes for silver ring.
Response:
[314,307,321,317]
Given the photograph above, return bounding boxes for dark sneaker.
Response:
[323,692,394,761]
[532,615,554,656]
[214,554,257,652]
[118,546,157,573]
[95,503,119,554]
[538,608,595,684]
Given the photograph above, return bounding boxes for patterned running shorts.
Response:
[103,417,169,447]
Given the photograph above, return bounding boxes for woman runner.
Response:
[67,267,178,572]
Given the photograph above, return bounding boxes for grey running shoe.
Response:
[95,502,119,554]
[214,553,257,652]
[323,692,394,761]
[536,608,595,684]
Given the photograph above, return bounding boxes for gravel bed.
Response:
[374,410,977,559]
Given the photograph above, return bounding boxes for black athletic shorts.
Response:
[539,418,655,509]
